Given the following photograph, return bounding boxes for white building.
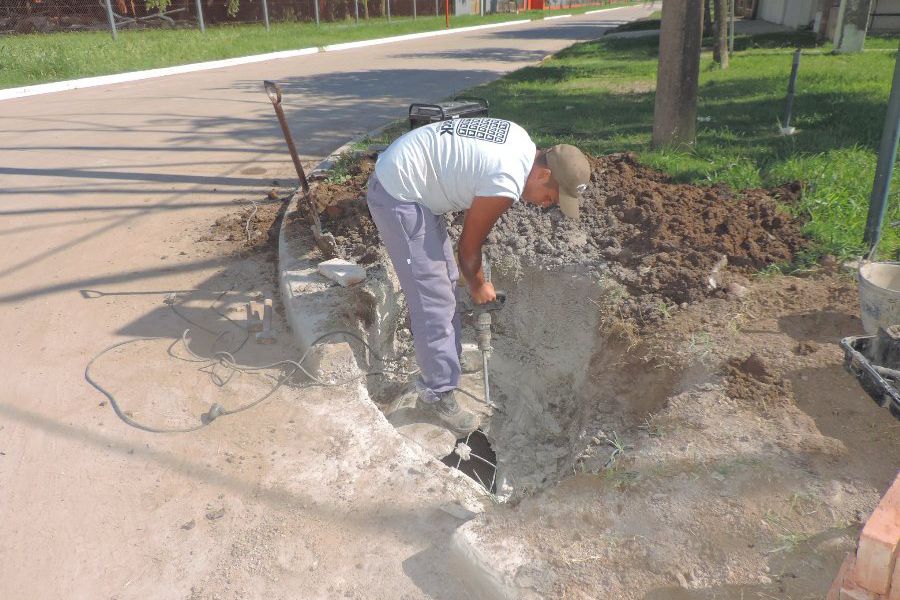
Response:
[756,0,900,35]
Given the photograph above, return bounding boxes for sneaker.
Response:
[419,390,479,435]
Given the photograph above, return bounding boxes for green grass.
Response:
[0,1,639,88]
[467,30,900,259]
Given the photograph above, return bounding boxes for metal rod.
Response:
[263,82,309,194]
[445,0,449,27]
[470,452,496,468]
[435,0,439,16]
[194,0,205,32]
[313,0,320,25]
[864,53,900,252]
[728,0,735,53]
[103,0,118,40]
[413,0,417,19]
[473,469,487,491]
[387,0,391,21]
[262,0,270,30]
[355,0,360,22]
[480,0,484,17]
[782,48,801,130]
[482,351,491,409]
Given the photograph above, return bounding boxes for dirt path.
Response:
[0,6,660,599]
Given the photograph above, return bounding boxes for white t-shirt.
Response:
[374,118,537,215]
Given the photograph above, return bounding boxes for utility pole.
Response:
[863,54,900,252]
[652,0,704,148]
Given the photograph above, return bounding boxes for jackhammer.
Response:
[455,259,506,410]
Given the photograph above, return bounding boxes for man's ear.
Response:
[536,166,553,184]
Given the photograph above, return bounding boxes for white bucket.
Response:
[858,261,900,334]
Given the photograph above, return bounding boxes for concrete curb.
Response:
[0,19,529,102]
[0,48,317,101]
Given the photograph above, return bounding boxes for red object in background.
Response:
[529,0,544,8]
[445,0,449,27]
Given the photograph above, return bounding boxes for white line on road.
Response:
[543,14,572,20]
[585,5,634,15]
[0,47,318,102]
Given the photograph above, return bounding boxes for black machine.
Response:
[842,327,900,420]
[408,97,490,130]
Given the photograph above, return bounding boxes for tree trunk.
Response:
[713,0,729,68]
[652,0,704,148]
[703,0,712,37]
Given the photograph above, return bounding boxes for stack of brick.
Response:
[829,473,900,600]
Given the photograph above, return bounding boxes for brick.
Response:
[831,554,859,600]
[889,558,900,600]
[852,474,900,594]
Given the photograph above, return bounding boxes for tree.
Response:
[712,0,729,69]
[652,0,704,148]
[703,0,712,37]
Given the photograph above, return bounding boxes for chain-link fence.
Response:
[0,0,629,36]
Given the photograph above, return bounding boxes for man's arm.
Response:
[458,196,513,304]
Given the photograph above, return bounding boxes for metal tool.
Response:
[245,302,263,333]
[255,298,276,344]
[263,80,325,241]
[456,258,505,410]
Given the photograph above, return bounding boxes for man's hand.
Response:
[469,281,497,305]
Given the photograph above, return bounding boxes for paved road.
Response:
[0,5,656,599]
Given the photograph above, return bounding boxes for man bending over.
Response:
[367,117,590,435]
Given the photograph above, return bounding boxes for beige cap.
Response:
[546,144,591,219]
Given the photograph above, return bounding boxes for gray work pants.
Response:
[366,174,461,398]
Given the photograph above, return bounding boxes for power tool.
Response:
[455,259,505,410]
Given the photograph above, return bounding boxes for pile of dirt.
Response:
[314,155,383,264]
[200,195,285,250]
[723,352,792,410]
[307,152,808,320]
[466,153,807,316]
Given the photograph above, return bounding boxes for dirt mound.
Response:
[200,196,285,250]
[308,152,807,319]
[314,155,383,264]
[468,154,807,315]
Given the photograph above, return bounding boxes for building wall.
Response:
[758,0,819,27]
[871,0,900,31]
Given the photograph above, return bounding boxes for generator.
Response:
[408,97,490,130]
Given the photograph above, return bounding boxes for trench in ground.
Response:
[367,259,687,498]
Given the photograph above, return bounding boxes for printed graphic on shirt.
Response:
[454,118,510,144]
